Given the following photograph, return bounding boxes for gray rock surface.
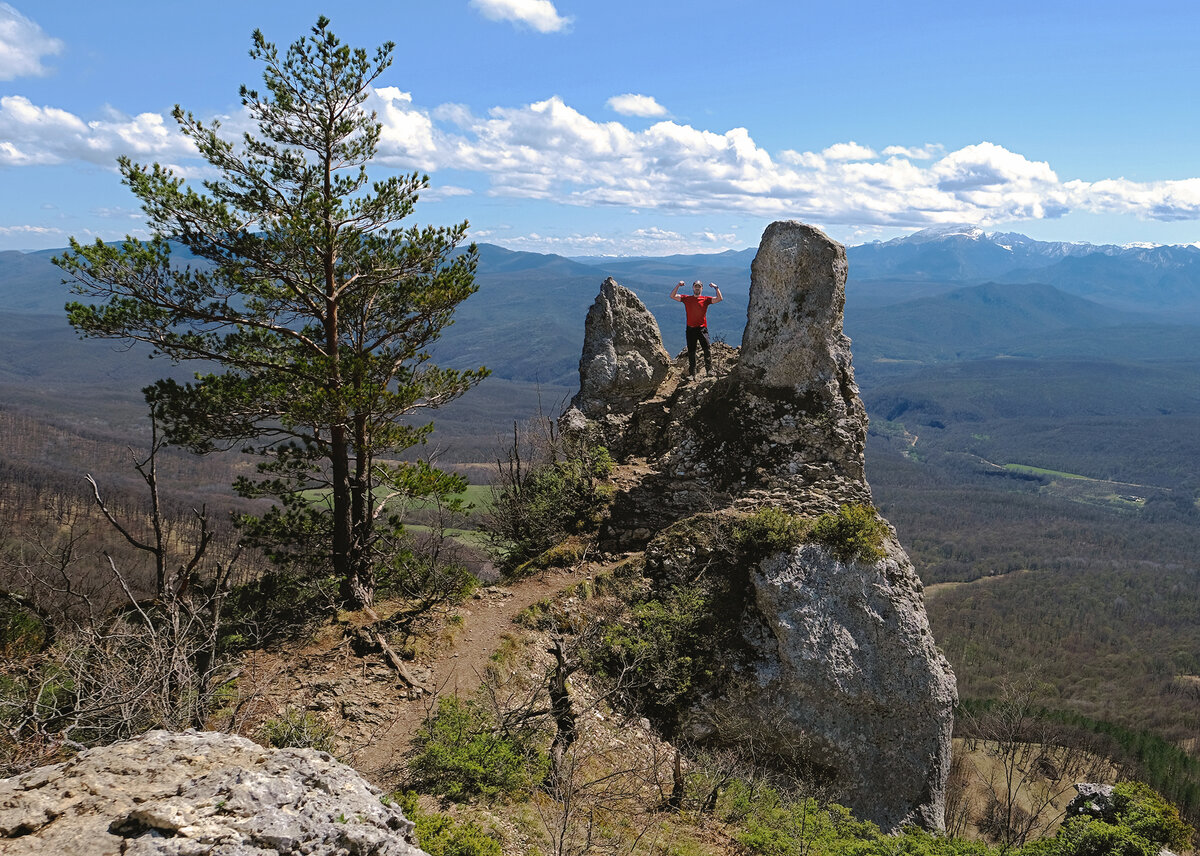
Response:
[744,541,957,832]
[570,277,671,422]
[1065,782,1116,821]
[567,220,957,831]
[0,729,427,855]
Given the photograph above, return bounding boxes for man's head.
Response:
[692,280,704,294]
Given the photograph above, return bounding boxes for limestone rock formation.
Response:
[569,276,671,444]
[567,221,957,831]
[744,541,956,831]
[0,729,427,855]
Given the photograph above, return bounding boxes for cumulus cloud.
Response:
[0,3,62,80]
[607,93,668,118]
[8,85,1200,233]
[469,0,572,33]
[822,141,877,161]
[0,96,193,166]
[362,91,1200,227]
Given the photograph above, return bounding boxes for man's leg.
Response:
[686,327,699,376]
[698,326,712,374]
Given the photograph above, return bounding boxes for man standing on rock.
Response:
[670,279,723,378]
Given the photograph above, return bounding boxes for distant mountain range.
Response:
[3,226,1199,393]
[847,225,1200,318]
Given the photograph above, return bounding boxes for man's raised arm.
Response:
[711,283,723,304]
[670,281,685,301]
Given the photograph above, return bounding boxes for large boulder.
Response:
[0,730,427,855]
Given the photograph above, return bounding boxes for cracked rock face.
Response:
[0,730,427,856]
[744,541,957,832]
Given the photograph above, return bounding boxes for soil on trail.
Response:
[240,561,606,790]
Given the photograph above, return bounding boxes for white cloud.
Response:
[607,94,668,118]
[0,223,60,235]
[822,142,877,161]
[469,0,572,33]
[419,184,474,202]
[0,96,193,166]
[493,225,743,257]
[8,86,1200,234]
[0,3,62,80]
[882,144,944,160]
[365,91,1200,228]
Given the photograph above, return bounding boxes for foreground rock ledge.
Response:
[0,730,427,856]
[566,220,957,831]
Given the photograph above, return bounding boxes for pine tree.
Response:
[56,18,486,607]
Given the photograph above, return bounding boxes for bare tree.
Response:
[961,676,1109,850]
[0,418,240,773]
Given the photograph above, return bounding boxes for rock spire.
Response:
[565,221,957,831]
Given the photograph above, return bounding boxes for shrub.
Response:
[407,695,546,802]
[1110,780,1194,851]
[1022,781,1194,856]
[734,506,809,557]
[810,504,888,564]
[0,594,50,658]
[1049,818,1156,856]
[481,419,614,576]
[393,792,503,856]
[221,570,339,650]
[257,707,336,754]
[597,586,711,715]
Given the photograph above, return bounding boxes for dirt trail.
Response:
[246,561,606,790]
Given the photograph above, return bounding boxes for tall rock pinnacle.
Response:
[565,221,957,831]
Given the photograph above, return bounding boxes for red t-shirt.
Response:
[680,294,715,327]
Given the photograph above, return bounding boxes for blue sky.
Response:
[2,0,1200,255]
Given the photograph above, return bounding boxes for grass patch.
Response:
[1004,463,1090,480]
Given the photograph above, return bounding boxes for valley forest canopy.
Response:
[54,17,487,608]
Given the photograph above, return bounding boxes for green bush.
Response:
[0,595,49,658]
[407,695,546,802]
[1110,781,1194,851]
[221,570,338,650]
[393,792,502,856]
[257,707,336,754]
[1047,819,1155,856]
[810,504,888,564]
[482,439,614,576]
[597,586,711,715]
[734,506,810,557]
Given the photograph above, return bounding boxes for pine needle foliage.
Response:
[55,18,486,607]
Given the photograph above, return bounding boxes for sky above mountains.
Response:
[2,0,1200,255]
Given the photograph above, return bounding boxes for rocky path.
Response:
[245,561,604,791]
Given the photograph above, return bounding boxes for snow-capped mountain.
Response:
[847,226,1200,319]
